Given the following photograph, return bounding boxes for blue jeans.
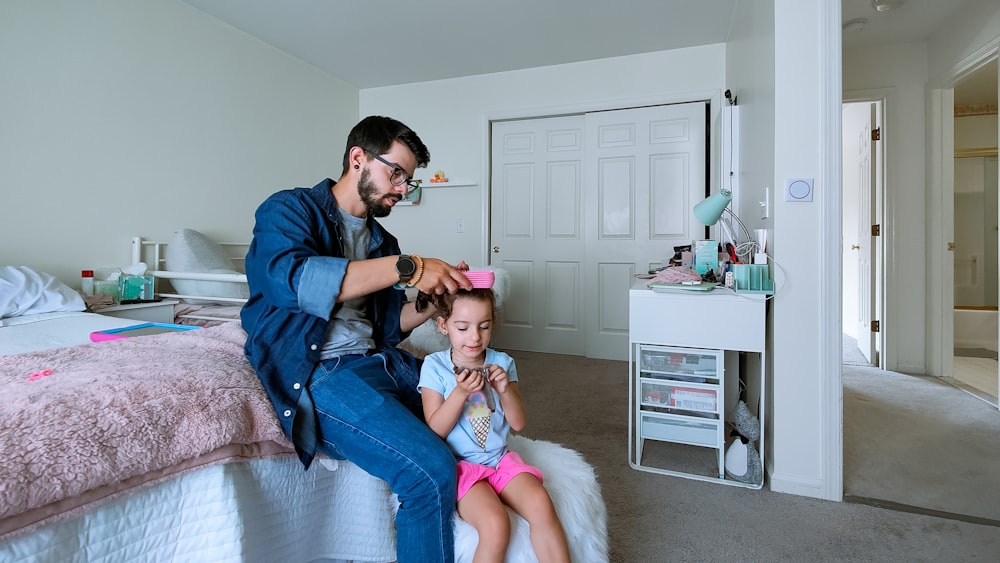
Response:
[309,353,456,563]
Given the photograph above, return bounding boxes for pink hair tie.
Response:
[462,270,495,289]
[27,369,53,382]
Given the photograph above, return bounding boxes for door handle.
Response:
[493,246,500,254]
[948,242,956,251]
[850,244,860,250]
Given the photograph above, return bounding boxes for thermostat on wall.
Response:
[784,177,814,202]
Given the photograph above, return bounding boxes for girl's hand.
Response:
[484,364,510,394]
[454,367,486,397]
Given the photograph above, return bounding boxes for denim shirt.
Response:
[240,179,416,467]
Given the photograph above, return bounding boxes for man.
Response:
[241,115,472,562]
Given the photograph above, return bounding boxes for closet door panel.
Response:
[489,101,708,360]
[585,102,708,360]
[491,115,586,355]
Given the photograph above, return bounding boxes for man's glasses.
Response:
[363,148,420,194]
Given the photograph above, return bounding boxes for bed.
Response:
[0,311,398,562]
[0,232,608,562]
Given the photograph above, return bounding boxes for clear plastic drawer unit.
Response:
[632,344,730,477]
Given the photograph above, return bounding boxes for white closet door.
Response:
[584,102,708,360]
[490,115,587,356]
[489,102,708,360]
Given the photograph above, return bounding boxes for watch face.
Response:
[396,255,416,279]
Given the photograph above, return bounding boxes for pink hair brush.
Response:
[462,269,495,289]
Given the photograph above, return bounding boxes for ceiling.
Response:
[840,0,995,106]
[181,0,994,103]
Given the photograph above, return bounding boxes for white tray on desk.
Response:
[648,281,720,293]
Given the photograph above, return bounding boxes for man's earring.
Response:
[354,164,360,169]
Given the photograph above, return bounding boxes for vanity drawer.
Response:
[640,414,718,447]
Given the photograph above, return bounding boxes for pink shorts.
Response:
[456,451,543,501]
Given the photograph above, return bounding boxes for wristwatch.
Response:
[395,254,417,284]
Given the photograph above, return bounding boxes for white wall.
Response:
[725,0,775,232]
[955,114,999,150]
[0,0,359,286]
[768,0,842,499]
[359,45,727,266]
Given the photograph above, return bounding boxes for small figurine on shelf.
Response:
[428,169,448,183]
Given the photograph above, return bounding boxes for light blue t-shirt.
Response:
[418,348,518,467]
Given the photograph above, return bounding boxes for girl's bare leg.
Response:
[499,474,571,563]
[458,481,512,563]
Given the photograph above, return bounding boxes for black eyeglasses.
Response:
[362,148,421,194]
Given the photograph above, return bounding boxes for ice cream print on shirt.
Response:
[454,365,497,450]
[465,390,495,450]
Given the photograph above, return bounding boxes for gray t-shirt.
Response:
[320,209,374,358]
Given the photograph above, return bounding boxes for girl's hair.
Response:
[432,288,497,320]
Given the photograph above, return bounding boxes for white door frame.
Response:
[930,39,1000,380]
[929,88,956,380]
[842,94,889,368]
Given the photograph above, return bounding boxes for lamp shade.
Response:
[693,189,733,226]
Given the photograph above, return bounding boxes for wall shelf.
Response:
[419,181,477,188]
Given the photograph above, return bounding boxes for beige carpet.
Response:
[842,336,1000,525]
[510,348,1000,561]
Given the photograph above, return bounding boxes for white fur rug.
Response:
[453,435,609,563]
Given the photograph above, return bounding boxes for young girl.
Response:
[418,288,571,563]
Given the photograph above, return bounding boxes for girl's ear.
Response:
[436,316,448,334]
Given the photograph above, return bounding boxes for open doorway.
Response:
[952,59,999,405]
[842,99,884,368]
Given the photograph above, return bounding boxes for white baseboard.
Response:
[768,472,837,501]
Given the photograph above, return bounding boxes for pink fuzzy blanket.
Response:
[0,323,293,540]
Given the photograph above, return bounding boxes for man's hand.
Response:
[414,259,472,295]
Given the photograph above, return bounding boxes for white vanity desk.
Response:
[628,278,767,488]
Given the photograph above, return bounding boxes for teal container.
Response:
[732,264,773,294]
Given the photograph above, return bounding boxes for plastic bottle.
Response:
[81,269,95,296]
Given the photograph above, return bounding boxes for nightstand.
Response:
[97,299,179,324]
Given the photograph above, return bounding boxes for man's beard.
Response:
[358,169,399,218]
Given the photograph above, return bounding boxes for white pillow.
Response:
[0,266,86,319]
[164,229,249,302]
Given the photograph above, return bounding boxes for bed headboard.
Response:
[131,234,249,324]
